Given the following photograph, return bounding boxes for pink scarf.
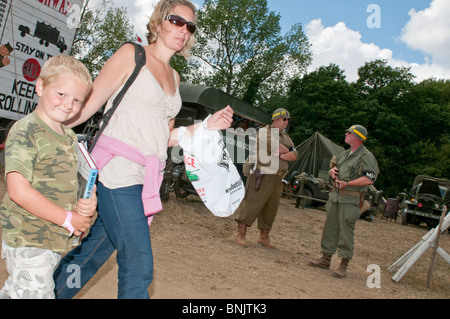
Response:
[91,134,165,225]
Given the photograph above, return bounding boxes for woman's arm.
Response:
[65,44,138,128]
[168,105,234,147]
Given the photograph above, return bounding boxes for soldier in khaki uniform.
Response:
[308,125,379,278]
[235,108,298,248]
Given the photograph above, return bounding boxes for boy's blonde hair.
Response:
[39,55,92,89]
[146,0,197,58]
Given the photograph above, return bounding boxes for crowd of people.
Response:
[0,0,379,299]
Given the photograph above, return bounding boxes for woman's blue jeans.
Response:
[53,182,153,299]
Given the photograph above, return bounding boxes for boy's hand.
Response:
[75,185,97,217]
[69,211,91,237]
[71,186,97,236]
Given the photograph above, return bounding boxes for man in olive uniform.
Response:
[235,108,298,248]
[308,125,379,278]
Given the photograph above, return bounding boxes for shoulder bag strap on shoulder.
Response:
[89,42,146,152]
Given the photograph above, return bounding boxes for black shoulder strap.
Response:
[89,42,146,152]
[111,42,146,107]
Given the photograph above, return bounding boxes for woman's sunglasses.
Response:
[165,15,196,34]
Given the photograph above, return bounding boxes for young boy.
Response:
[0,55,97,299]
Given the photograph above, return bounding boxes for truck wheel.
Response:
[295,195,301,208]
[427,220,438,229]
[401,211,409,225]
[159,172,172,203]
[174,173,189,199]
[301,188,313,207]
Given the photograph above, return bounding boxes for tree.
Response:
[188,0,311,108]
[287,64,357,144]
[287,60,449,197]
[405,79,450,179]
[355,59,415,96]
[71,0,135,77]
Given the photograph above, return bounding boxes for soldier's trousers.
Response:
[235,173,282,230]
[320,199,361,260]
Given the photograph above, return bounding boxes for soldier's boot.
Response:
[257,229,276,248]
[308,254,332,269]
[236,223,248,247]
[332,258,350,278]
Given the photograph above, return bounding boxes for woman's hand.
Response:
[206,105,234,130]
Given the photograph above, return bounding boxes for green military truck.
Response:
[400,175,450,228]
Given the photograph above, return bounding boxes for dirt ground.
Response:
[0,181,449,300]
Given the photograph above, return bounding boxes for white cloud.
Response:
[88,0,203,41]
[401,0,450,67]
[124,0,203,41]
[126,0,160,40]
[86,0,159,40]
[305,17,450,83]
[305,19,393,82]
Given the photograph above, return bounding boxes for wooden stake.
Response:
[426,206,447,288]
[389,209,450,283]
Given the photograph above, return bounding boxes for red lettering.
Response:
[183,155,196,168]
[53,0,60,9]
[59,0,66,14]
[37,0,71,16]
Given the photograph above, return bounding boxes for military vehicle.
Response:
[400,175,450,228]
[286,132,344,207]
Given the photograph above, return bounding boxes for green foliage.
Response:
[71,0,135,77]
[287,60,450,196]
[188,0,311,107]
[287,64,357,143]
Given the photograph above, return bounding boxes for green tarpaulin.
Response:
[287,132,345,179]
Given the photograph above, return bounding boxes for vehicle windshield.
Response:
[411,183,447,198]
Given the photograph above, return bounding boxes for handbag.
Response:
[83,42,146,152]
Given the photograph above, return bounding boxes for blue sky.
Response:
[94,0,450,83]
[268,0,430,63]
[262,0,450,82]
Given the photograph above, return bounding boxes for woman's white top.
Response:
[99,66,182,189]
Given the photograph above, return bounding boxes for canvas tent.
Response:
[287,132,345,180]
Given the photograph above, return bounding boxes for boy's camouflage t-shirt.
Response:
[0,112,79,253]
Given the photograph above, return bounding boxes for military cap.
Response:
[346,124,367,142]
[272,108,290,120]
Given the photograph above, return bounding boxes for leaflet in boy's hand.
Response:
[76,142,98,199]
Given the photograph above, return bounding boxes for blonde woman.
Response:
[54,0,233,299]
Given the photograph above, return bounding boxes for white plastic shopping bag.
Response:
[177,117,245,217]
